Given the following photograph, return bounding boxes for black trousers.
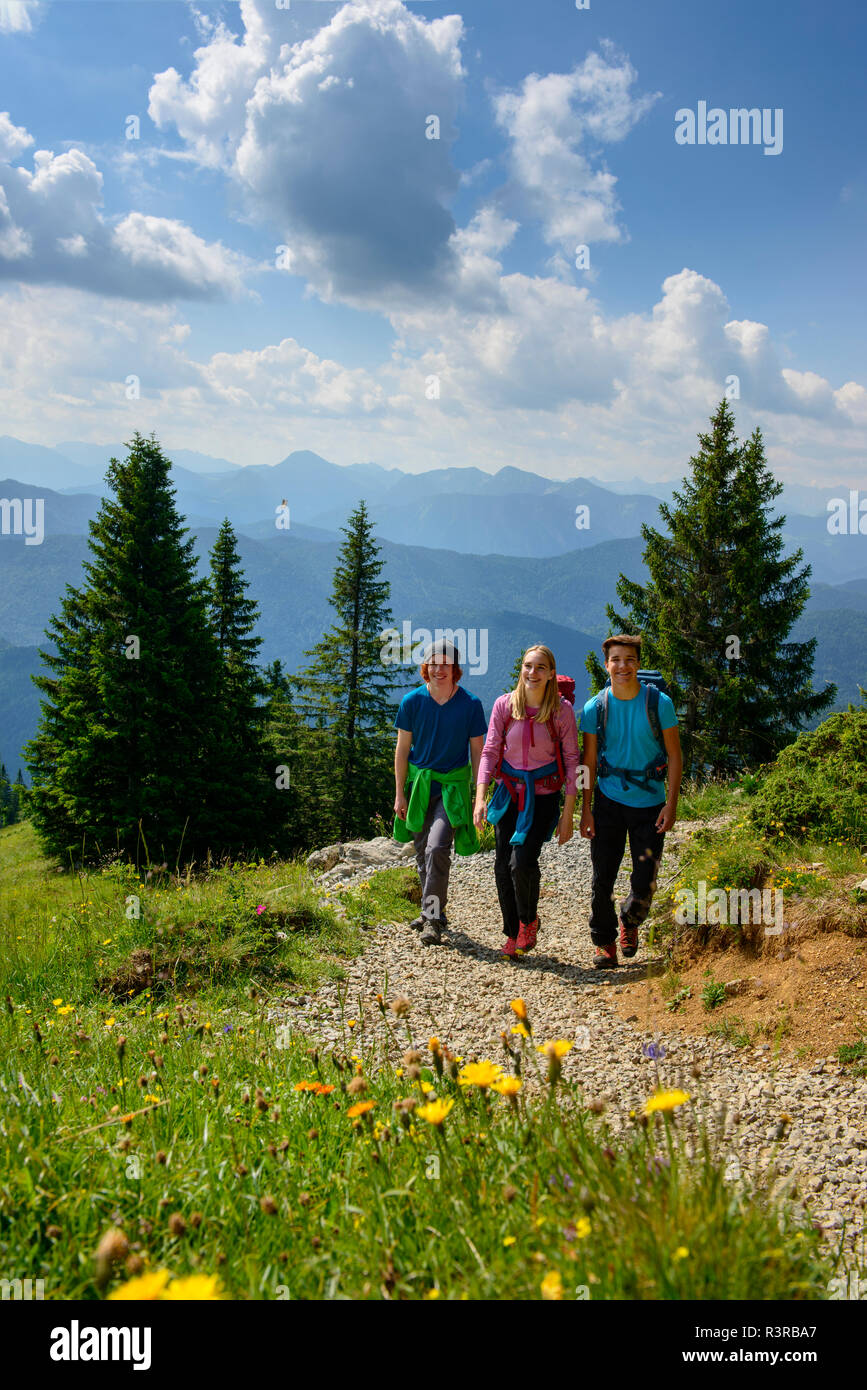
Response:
[589,786,665,946]
[493,793,560,939]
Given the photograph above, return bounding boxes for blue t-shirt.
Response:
[580,686,678,808]
[394,684,488,773]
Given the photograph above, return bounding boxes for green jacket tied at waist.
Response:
[393,761,479,855]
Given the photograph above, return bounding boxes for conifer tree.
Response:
[0,762,16,827]
[25,433,223,866]
[293,502,397,842]
[585,400,835,774]
[202,519,287,854]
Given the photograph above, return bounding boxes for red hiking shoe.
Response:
[500,937,519,960]
[515,918,538,954]
[592,942,619,969]
[619,918,639,958]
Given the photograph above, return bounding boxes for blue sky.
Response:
[0,0,865,484]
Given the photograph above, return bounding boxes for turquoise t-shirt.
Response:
[580,687,678,808]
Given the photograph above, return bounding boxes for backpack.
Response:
[594,671,670,793]
[496,682,575,789]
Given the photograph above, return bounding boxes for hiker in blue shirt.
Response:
[579,634,683,968]
[393,639,487,947]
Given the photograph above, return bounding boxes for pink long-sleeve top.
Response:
[477,694,581,795]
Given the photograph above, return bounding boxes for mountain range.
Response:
[1,437,865,782]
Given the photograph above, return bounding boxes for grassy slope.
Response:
[0,819,841,1301]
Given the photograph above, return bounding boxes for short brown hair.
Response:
[602,633,642,662]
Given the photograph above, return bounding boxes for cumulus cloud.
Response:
[149,0,467,307]
[0,2,43,35]
[492,44,661,252]
[0,131,253,300]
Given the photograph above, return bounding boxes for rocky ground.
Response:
[273,829,867,1277]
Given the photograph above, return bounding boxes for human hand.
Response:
[557,813,574,846]
[394,794,408,819]
[580,811,595,839]
[655,802,676,833]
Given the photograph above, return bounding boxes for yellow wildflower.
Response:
[491,1076,522,1097]
[538,1040,573,1059]
[510,1023,530,1039]
[53,998,63,1007]
[575,1217,591,1240]
[458,1061,503,1089]
[162,1274,223,1300]
[510,998,528,1021]
[540,1270,563,1300]
[503,1236,516,1247]
[416,1098,454,1126]
[645,1089,690,1114]
[673,1246,690,1261]
[108,1270,171,1301]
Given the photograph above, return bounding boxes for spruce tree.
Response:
[25,432,223,867]
[585,400,835,775]
[293,502,397,842]
[202,520,287,855]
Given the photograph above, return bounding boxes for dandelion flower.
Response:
[457,1061,503,1089]
[52,998,63,1007]
[162,1274,223,1300]
[644,1088,690,1114]
[510,1023,530,1039]
[425,1288,440,1300]
[673,1246,689,1261]
[538,1040,572,1059]
[347,1100,376,1118]
[540,1270,563,1301]
[417,1098,454,1126]
[57,1005,73,1016]
[108,1270,171,1301]
[575,1217,591,1240]
[503,1236,516,1247]
[491,1076,522,1097]
[510,998,528,1021]
[105,1017,116,1029]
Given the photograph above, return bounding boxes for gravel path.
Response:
[274,831,867,1274]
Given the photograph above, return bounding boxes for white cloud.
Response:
[0,130,253,300]
[150,0,467,308]
[0,2,43,35]
[0,111,33,161]
[492,44,661,252]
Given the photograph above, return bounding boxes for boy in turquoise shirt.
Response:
[579,635,682,967]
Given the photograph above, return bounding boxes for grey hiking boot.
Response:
[419,918,444,946]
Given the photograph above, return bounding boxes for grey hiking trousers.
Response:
[411,782,453,922]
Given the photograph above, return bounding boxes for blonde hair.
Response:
[509,645,559,723]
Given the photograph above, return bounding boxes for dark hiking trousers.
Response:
[494,792,561,939]
[412,782,453,922]
[588,786,666,946]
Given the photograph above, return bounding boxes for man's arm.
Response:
[580,731,596,838]
[394,727,412,818]
[656,725,682,833]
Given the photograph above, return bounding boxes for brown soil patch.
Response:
[614,931,867,1063]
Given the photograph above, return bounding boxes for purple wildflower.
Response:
[642,1041,666,1060]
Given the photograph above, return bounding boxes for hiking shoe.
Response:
[515,918,538,954]
[499,936,519,960]
[409,915,426,932]
[619,918,639,958]
[420,919,443,947]
[592,942,619,969]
